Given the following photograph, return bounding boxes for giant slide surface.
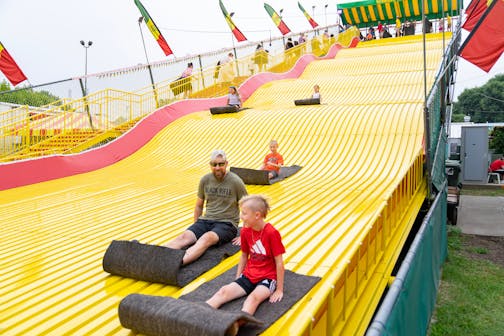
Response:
[0,34,447,335]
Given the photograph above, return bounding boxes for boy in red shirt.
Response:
[206,195,285,332]
[261,140,284,179]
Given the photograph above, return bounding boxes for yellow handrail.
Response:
[0,28,360,162]
[270,152,426,335]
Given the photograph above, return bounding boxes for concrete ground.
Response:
[458,195,504,236]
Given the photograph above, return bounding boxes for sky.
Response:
[0,0,503,100]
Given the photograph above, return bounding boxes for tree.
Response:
[453,74,504,123]
[451,113,466,122]
[490,127,504,155]
[0,80,61,107]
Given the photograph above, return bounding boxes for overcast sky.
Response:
[0,0,502,100]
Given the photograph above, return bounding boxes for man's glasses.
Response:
[211,162,226,167]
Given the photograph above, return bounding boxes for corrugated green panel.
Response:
[382,191,447,335]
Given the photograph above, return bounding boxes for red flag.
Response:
[0,41,27,86]
[462,0,490,31]
[459,0,504,72]
[264,3,291,35]
[219,0,247,42]
[134,0,173,56]
[466,0,482,12]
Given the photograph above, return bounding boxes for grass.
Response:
[470,247,488,255]
[461,188,504,197]
[429,227,504,336]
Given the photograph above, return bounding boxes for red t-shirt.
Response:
[263,152,284,172]
[240,223,285,283]
[490,159,504,172]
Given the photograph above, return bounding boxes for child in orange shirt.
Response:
[261,140,284,179]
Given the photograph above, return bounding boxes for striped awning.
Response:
[338,0,461,28]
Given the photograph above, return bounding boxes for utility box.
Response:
[461,125,488,183]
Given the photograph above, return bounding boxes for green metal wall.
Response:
[366,184,447,335]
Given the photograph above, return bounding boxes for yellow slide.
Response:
[0,34,447,335]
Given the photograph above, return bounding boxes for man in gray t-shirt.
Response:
[165,150,247,265]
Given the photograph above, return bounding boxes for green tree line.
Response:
[452,74,504,123]
[490,127,504,155]
[0,81,60,107]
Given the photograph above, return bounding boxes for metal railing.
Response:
[427,21,461,191]
[285,152,427,335]
[0,27,360,162]
[366,181,447,336]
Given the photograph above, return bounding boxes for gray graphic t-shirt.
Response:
[198,171,247,226]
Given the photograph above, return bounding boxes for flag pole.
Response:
[441,1,444,43]
[228,11,240,77]
[231,34,239,76]
[137,16,159,108]
[422,0,432,200]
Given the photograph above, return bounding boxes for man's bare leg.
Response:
[164,230,196,249]
[182,231,219,265]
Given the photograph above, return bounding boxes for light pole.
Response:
[279,9,285,46]
[337,9,343,32]
[79,40,94,130]
[80,40,92,95]
[312,5,317,35]
[324,4,328,28]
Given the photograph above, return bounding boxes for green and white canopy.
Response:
[337,0,461,28]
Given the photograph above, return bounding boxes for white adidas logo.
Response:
[251,239,266,255]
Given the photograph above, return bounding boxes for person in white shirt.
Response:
[226,86,242,110]
[220,53,235,85]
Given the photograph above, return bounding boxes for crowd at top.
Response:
[360,16,452,41]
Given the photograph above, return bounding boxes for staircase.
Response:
[0,117,144,162]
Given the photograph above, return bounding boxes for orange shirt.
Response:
[263,152,284,172]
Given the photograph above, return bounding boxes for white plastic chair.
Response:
[487,172,501,184]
